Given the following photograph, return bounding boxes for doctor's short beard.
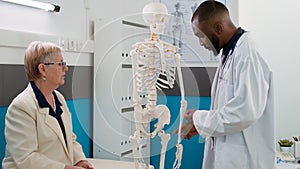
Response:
[211,34,221,56]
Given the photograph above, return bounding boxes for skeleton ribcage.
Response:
[135,46,177,93]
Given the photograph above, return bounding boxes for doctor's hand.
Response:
[173,109,199,139]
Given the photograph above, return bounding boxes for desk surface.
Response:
[87,158,154,169]
[276,162,300,169]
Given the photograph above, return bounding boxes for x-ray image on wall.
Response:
[161,0,226,63]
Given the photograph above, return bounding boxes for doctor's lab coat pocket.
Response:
[215,143,249,169]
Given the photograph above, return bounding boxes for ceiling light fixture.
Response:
[1,0,60,12]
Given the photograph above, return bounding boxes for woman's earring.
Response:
[43,77,46,81]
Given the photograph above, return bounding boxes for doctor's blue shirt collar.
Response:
[221,27,245,64]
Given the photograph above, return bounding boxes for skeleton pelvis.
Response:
[138,104,170,127]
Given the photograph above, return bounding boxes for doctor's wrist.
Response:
[185,109,196,124]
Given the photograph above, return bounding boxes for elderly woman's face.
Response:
[44,53,68,88]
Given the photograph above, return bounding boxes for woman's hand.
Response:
[64,160,94,169]
[64,165,84,169]
[75,160,94,169]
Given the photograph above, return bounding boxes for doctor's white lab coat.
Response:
[193,33,276,169]
[2,84,86,169]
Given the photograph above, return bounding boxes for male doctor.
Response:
[175,1,276,169]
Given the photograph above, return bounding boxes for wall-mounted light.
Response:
[1,0,60,12]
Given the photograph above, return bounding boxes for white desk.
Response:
[276,162,300,169]
[87,158,154,169]
[88,158,300,169]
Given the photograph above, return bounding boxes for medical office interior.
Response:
[0,0,300,169]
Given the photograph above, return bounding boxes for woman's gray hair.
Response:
[24,41,62,81]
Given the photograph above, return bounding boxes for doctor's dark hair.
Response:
[24,41,62,81]
[191,0,229,23]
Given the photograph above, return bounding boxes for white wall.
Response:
[0,0,150,66]
[86,0,150,19]
[0,0,87,40]
[0,0,92,66]
[0,0,151,40]
[86,0,151,39]
[239,0,300,141]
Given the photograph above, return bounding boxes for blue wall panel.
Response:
[0,107,8,169]
[66,99,93,158]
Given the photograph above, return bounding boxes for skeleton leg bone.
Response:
[158,131,170,169]
[130,132,144,169]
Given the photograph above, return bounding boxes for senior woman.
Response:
[2,41,93,169]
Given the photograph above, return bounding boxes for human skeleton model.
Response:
[129,2,187,169]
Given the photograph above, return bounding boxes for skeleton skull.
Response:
[142,2,169,35]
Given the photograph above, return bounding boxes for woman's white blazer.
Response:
[2,84,86,169]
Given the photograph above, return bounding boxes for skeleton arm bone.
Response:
[172,53,187,169]
[175,53,187,143]
[172,143,183,169]
[130,49,145,169]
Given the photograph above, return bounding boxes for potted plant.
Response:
[278,139,294,152]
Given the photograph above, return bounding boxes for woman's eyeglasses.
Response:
[43,61,67,67]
